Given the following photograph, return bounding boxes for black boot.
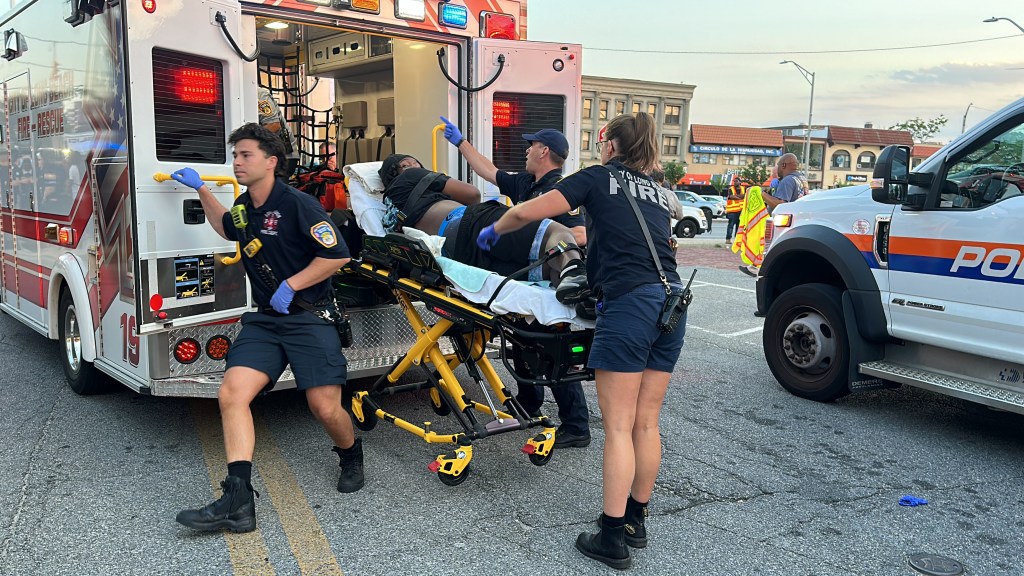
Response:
[332,438,365,493]
[576,513,631,570]
[624,495,649,548]
[596,495,648,548]
[176,476,257,533]
[555,259,590,304]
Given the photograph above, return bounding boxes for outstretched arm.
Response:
[441,116,498,184]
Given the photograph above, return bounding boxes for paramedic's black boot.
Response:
[333,438,365,493]
[555,259,590,305]
[176,476,257,533]
[598,495,648,548]
[576,513,631,570]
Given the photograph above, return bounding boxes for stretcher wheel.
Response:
[437,465,470,486]
[528,451,553,467]
[351,406,378,431]
[429,386,451,416]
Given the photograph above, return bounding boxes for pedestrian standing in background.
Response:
[725,180,744,244]
[478,112,687,570]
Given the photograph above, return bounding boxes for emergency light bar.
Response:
[438,3,468,29]
[351,0,380,14]
[481,11,516,40]
[395,0,425,21]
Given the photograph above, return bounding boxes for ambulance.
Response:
[756,98,1024,415]
[0,0,582,396]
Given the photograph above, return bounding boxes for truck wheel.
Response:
[58,291,107,395]
[674,219,697,239]
[763,283,850,402]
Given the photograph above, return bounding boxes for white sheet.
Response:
[343,161,387,237]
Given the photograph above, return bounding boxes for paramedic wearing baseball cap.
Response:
[440,118,592,450]
[440,118,586,247]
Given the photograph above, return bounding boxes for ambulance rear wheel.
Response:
[59,291,108,395]
[763,283,851,402]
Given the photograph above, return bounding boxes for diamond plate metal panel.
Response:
[860,361,1024,412]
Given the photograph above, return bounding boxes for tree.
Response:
[888,116,948,143]
[663,160,686,188]
[738,160,772,188]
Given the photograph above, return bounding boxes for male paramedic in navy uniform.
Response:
[171,123,364,533]
[441,117,592,449]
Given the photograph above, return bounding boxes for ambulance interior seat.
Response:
[375,97,396,161]
[340,101,369,167]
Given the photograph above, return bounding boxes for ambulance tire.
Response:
[58,290,110,395]
[674,219,698,239]
[763,283,851,402]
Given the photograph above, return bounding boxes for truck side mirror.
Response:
[871,145,913,204]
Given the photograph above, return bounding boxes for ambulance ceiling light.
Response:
[264,21,289,29]
[396,0,425,21]
[438,3,468,29]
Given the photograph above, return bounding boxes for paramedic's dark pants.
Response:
[516,382,589,435]
[726,213,740,241]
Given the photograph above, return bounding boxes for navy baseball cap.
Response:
[522,129,569,159]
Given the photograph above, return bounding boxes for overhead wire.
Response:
[584,34,1022,55]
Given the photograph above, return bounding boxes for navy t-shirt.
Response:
[495,169,585,229]
[554,162,680,299]
[223,179,350,308]
[382,167,451,227]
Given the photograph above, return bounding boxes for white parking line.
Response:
[720,326,763,337]
[691,281,756,293]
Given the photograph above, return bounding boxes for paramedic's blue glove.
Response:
[440,116,464,147]
[270,281,295,314]
[477,224,501,251]
[170,167,204,191]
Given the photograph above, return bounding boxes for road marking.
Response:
[721,327,763,337]
[691,280,756,294]
[252,415,344,576]
[191,399,275,576]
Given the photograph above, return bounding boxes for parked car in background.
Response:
[671,205,709,239]
[700,194,727,209]
[677,190,725,220]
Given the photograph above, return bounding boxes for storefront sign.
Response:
[689,144,781,156]
[846,174,868,183]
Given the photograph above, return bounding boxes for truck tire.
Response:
[58,290,108,395]
[763,283,850,402]
[674,219,697,239]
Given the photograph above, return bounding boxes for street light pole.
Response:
[780,60,815,175]
[961,102,973,134]
[983,16,1024,33]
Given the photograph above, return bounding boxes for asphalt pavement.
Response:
[2,251,1022,575]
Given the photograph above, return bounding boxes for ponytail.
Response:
[603,112,659,174]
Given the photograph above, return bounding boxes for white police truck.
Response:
[756,98,1024,414]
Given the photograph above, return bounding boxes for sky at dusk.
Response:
[528,0,1024,142]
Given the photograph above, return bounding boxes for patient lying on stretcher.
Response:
[378,154,589,305]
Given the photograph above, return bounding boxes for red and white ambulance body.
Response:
[0,0,582,396]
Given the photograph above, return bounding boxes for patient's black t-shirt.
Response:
[382,167,451,228]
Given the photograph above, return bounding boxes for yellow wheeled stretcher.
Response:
[344,233,594,485]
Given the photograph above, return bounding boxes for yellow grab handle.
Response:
[153,172,243,264]
[431,123,446,173]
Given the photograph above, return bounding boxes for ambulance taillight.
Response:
[492,100,515,128]
[173,338,201,364]
[206,336,231,360]
[175,67,219,105]
[480,12,516,40]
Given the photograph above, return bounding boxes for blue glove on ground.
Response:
[898,495,928,507]
[170,167,204,191]
[477,224,501,251]
[270,281,296,314]
[440,116,464,146]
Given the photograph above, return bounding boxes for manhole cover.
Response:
[908,553,965,576]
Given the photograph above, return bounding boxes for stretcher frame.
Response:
[345,234,594,485]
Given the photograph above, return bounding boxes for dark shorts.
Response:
[226,310,347,390]
[589,283,687,373]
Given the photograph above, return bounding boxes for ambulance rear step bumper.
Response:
[859,360,1024,416]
